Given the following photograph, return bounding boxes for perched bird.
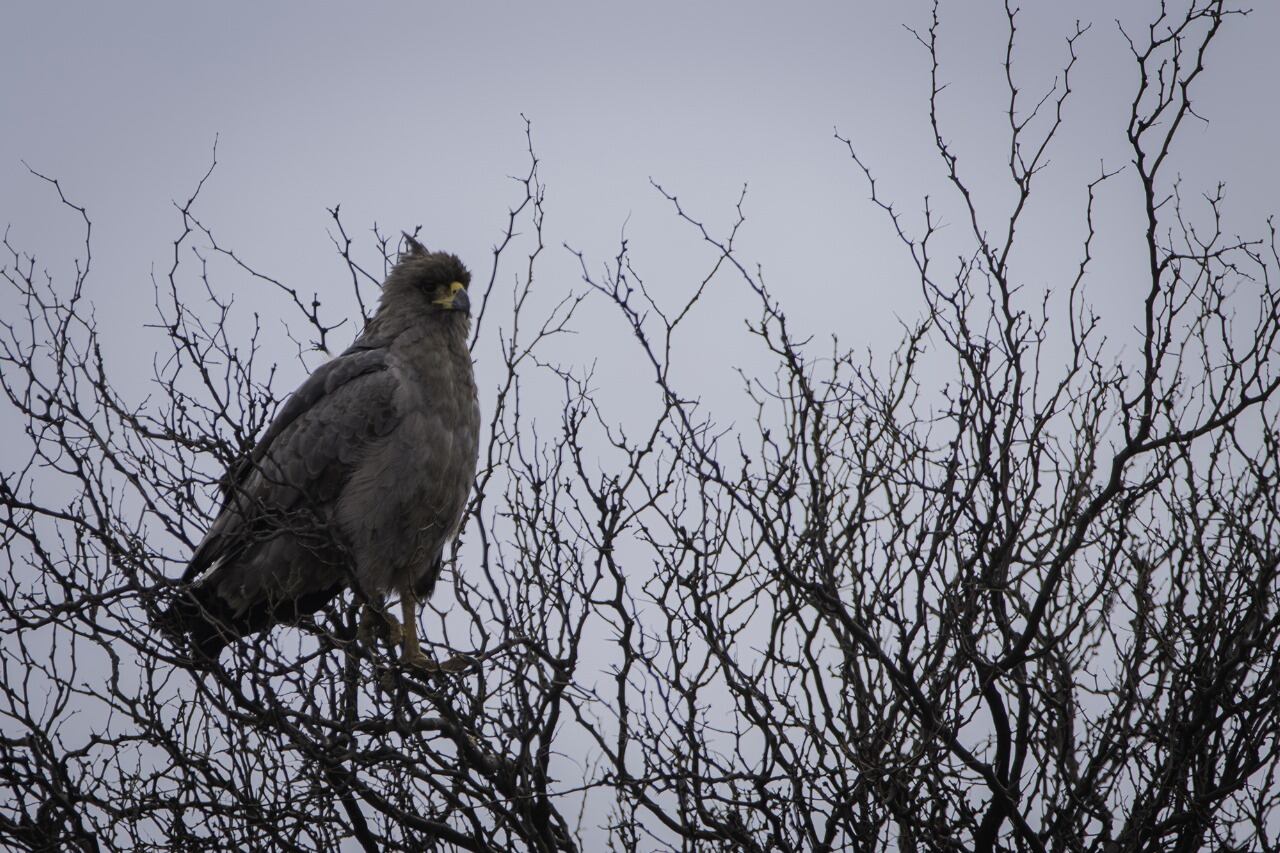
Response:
[163,236,480,667]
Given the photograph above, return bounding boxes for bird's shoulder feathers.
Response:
[184,343,402,582]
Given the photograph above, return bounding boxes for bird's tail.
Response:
[154,587,235,661]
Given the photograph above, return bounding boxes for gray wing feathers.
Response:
[184,345,400,584]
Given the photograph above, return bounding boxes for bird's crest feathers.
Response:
[401,232,428,257]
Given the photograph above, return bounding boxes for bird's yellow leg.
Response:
[397,590,477,673]
[399,590,434,669]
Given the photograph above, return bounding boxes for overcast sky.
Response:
[5,1,1277,407]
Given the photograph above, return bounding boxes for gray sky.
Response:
[3,1,1279,845]
[7,2,1276,373]
[4,3,1278,391]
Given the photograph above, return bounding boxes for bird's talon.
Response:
[400,652,477,674]
[439,653,477,673]
[401,650,440,672]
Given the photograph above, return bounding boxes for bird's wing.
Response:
[184,344,401,583]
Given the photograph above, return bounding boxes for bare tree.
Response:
[3,2,1278,851]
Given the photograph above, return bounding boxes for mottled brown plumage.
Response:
[164,237,480,663]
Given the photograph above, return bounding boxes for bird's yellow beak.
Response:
[432,281,469,311]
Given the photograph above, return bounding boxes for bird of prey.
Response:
[163,236,480,668]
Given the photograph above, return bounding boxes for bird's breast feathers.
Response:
[334,338,479,594]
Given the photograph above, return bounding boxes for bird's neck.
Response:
[358,309,470,350]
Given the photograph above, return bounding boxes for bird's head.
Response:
[378,234,472,318]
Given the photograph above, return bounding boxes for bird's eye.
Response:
[431,280,468,308]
